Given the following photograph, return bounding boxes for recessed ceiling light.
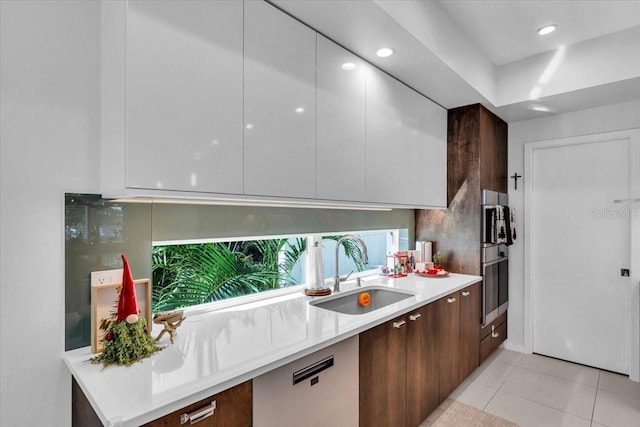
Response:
[537,24,557,36]
[295,107,305,114]
[341,62,356,71]
[376,47,394,58]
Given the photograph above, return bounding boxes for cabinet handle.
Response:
[409,314,421,321]
[491,325,500,339]
[447,297,456,303]
[462,291,470,297]
[181,400,216,425]
[393,320,406,329]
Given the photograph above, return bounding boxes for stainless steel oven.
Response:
[481,190,510,326]
[482,245,508,325]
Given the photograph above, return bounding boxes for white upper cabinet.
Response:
[420,97,447,207]
[100,0,447,207]
[243,1,317,199]
[106,0,244,195]
[316,36,367,202]
[365,66,446,207]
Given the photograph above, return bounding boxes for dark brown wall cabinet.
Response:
[416,104,508,276]
[416,103,508,366]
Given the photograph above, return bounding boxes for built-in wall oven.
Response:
[481,190,510,326]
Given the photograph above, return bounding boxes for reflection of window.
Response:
[152,229,406,313]
[65,195,125,245]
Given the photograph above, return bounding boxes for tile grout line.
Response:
[481,384,502,412]
[513,362,600,389]
[516,354,600,388]
[495,388,595,423]
[591,370,601,424]
[481,355,521,412]
[496,360,598,422]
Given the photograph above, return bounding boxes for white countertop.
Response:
[64,272,481,426]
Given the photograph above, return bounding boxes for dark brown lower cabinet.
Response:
[480,310,507,364]
[359,313,408,427]
[72,377,102,427]
[437,283,483,403]
[406,304,439,427]
[436,291,461,403]
[459,282,482,381]
[72,378,252,427]
[360,304,439,427]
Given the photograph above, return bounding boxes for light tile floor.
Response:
[449,348,640,427]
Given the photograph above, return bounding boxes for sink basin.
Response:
[309,286,415,315]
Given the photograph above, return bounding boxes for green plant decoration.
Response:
[433,251,443,266]
[91,317,163,367]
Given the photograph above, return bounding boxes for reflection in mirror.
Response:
[64,194,152,351]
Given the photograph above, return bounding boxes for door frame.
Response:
[523,128,640,381]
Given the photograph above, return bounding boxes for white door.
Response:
[529,131,639,375]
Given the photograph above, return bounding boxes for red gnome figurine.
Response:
[117,255,139,324]
[91,254,163,367]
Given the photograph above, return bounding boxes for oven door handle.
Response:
[483,257,508,268]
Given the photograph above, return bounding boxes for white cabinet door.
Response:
[411,91,447,207]
[244,1,316,198]
[126,0,243,194]
[365,66,403,205]
[365,66,446,207]
[316,35,366,202]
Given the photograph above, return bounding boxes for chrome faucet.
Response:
[334,235,369,292]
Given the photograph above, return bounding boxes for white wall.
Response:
[0,2,100,426]
[506,100,640,352]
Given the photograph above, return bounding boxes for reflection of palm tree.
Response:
[152,236,366,313]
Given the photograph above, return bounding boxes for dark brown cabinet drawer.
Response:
[479,319,507,364]
[73,379,252,427]
[142,381,252,427]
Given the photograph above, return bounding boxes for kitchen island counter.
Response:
[64,272,481,426]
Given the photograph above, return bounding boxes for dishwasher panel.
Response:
[253,335,359,426]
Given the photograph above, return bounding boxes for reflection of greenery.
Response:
[152,236,366,313]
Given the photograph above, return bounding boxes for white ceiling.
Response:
[272,0,640,122]
[439,0,640,66]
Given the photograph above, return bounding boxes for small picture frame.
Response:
[91,278,152,353]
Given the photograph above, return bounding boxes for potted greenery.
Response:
[433,251,443,270]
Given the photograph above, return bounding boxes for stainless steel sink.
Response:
[309,286,415,315]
